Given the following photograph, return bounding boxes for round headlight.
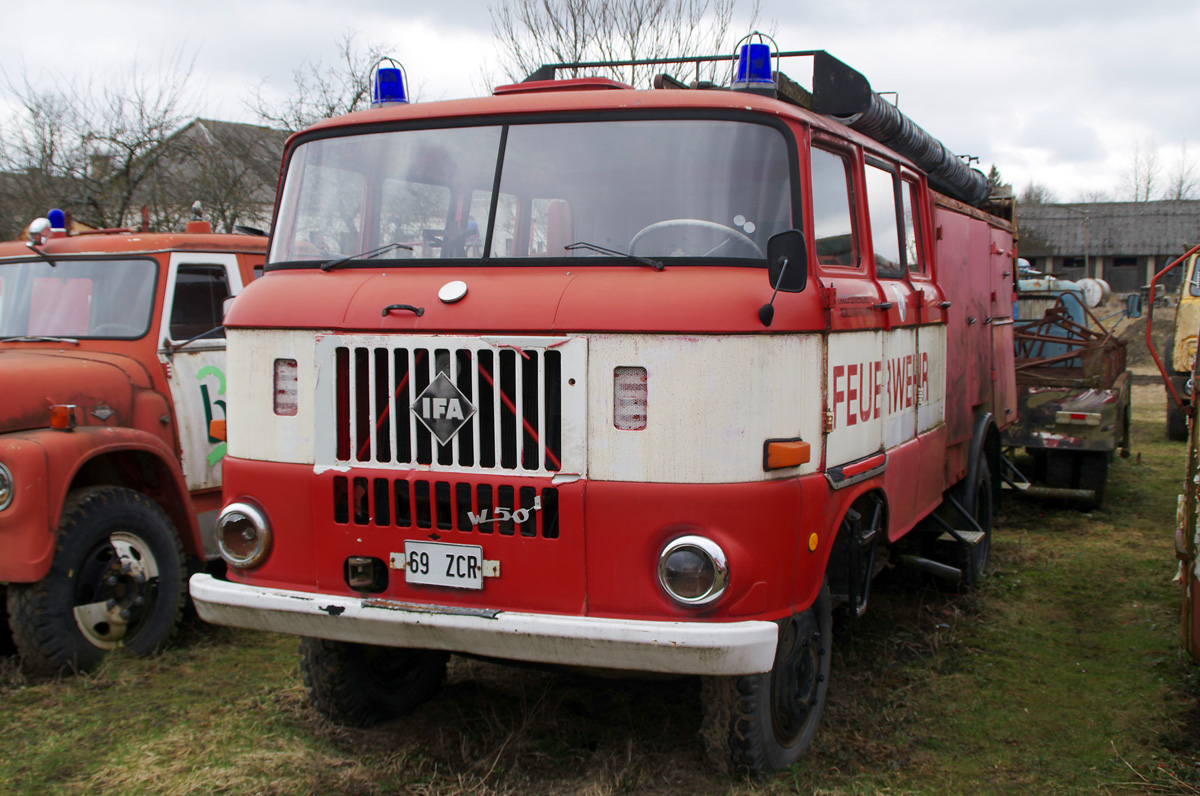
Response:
[658,535,728,606]
[0,463,13,511]
[217,501,272,569]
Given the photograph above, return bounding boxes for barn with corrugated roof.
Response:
[1016,200,1200,293]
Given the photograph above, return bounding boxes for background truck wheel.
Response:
[299,638,449,727]
[6,486,186,676]
[700,582,832,777]
[1168,375,1190,441]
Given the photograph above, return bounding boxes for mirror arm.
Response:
[25,241,56,267]
[758,256,789,327]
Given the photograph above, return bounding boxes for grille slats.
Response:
[334,475,560,539]
[333,339,567,475]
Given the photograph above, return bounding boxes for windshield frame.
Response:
[0,254,161,341]
[265,109,801,273]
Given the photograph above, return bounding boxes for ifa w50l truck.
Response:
[1,211,266,674]
[191,43,1018,775]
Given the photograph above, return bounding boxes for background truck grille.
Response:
[331,341,566,474]
[333,475,560,539]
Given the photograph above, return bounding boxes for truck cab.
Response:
[1166,251,1200,439]
[0,212,266,674]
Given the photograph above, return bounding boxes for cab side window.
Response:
[810,146,859,268]
[901,177,926,276]
[864,161,903,279]
[170,264,231,341]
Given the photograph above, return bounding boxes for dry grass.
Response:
[3,377,1200,795]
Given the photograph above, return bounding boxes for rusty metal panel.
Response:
[1178,297,1200,662]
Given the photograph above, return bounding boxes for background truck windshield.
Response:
[0,258,157,339]
[269,119,793,265]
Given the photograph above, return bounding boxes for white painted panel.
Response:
[917,324,947,433]
[227,329,319,465]
[825,330,884,467]
[158,252,246,491]
[882,327,919,448]
[587,334,823,483]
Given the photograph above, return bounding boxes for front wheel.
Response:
[7,486,186,676]
[701,582,832,776]
[300,638,449,727]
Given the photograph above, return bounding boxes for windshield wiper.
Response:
[564,241,663,271]
[1,335,79,345]
[320,242,413,272]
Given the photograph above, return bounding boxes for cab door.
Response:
[157,252,247,493]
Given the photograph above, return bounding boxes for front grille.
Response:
[333,475,560,539]
[328,337,577,475]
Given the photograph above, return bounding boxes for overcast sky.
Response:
[3,0,1196,203]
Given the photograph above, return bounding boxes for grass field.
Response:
[2,380,1197,796]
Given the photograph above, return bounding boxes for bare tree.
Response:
[1125,136,1161,202]
[1075,188,1112,203]
[1165,140,1199,201]
[247,31,403,133]
[488,0,763,88]
[0,50,198,235]
[1019,181,1058,206]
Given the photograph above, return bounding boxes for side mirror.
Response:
[27,217,52,247]
[766,230,808,293]
[1125,292,1143,319]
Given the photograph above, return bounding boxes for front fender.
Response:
[0,426,195,582]
[0,436,53,582]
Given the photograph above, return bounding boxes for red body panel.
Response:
[0,232,266,581]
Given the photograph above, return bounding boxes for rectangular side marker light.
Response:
[764,438,811,470]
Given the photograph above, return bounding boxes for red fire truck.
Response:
[1,209,266,674]
[191,41,1017,774]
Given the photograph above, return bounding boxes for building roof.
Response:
[1017,200,1200,258]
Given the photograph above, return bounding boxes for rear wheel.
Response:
[935,454,993,589]
[701,582,832,776]
[300,638,448,727]
[7,487,185,676]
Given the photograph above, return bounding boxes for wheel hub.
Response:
[771,617,822,746]
[73,532,159,649]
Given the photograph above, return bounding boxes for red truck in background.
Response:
[0,210,266,675]
[190,41,1017,775]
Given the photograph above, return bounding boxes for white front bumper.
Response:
[189,574,778,676]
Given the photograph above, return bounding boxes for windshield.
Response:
[0,258,158,339]
[269,118,793,265]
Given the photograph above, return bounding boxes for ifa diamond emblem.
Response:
[411,372,477,445]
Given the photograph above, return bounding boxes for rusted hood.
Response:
[227,265,824,333]
[0,349,144,433]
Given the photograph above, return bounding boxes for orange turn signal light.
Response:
[209,419,227,442]
[49,404,77,431]
[763,438,811,470]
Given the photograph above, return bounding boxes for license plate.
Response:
[402,541,483,589]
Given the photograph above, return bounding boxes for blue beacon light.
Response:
[47,208,66,230]
[371,60,409,108]
[731,33,777,95]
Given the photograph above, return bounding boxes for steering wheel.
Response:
[629,219,764,258]
[90,323,140,337]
